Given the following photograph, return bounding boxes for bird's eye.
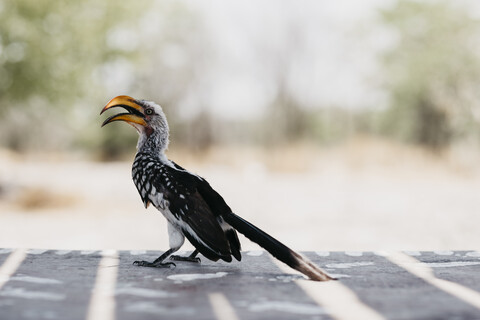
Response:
[145,109,154,115]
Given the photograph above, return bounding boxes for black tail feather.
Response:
[223,212,334,281]
[226,229,242,261]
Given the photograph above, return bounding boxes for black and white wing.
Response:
[133,154,241,262]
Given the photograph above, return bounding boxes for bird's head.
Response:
[101,95,169,152]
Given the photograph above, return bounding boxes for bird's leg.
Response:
[170,250,201,263]
[133,248,176,268]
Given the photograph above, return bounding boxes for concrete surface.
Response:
[0,249,479,319]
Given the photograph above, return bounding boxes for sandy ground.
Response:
[1,140,479,252]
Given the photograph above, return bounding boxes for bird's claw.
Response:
[133,260,176,268]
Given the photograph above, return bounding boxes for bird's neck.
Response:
[137,129,169,161]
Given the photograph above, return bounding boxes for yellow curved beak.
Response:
[101,95,147,127]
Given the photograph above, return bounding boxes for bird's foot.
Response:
[170,255,201,263]
[133,260,176,268]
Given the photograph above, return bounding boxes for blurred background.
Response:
[1,0,480,252]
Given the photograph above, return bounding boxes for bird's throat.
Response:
[145,126,154,138]
[137,127,169,155]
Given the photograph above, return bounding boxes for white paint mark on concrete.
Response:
[0,249,27,290]
[422,261,480,268]
[116,287,175,298]
[86,250,119,320]
[434,250,454,256]
[247,250,264,256]
[0,249,12,254]
[326,262,375,269]
[81,250,97,255]
[298,280,386,319]
[129,250,146,256]
[248,301,325,315]
[466,251,480,258]
[345,251,363,257]
[0,287,65,301]
[315,251,330,257]
[404,251,421,256]
[167,272,228,282]
[388,252,480,310]
[374,251,391,257]
[27,249,48,255]
[329,274,351,279]
[125,301,195,316]
[275,275,301,283]
[209,292,239,320]
[10,275,62,284]
[55,250,71,255]
[271,257,386,320]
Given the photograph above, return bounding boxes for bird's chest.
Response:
[132,161,181,226]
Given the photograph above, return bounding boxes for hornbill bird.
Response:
[101,95,334,281]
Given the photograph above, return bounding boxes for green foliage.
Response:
[3,0,480,155]
[379,0,480,149]
[0,0,150,151]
